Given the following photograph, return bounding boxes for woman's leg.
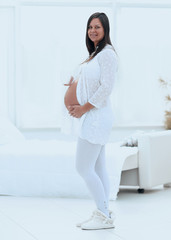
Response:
[95,145,110,208]
[76,137,109,217]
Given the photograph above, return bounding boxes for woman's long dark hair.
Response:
[85,12,113,62]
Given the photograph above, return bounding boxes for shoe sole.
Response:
[77,221,114,228]
[81,225,115,230]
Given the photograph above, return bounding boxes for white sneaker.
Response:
[76,210,115,228]
[81,209,115,230]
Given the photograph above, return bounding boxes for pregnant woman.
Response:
[64,12,117,230]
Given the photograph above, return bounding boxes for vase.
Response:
[164,113,171,129]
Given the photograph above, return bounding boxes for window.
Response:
[114,6,171,126]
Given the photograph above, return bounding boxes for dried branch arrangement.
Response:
[159,78,171,129]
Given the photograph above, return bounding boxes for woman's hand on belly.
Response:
[68,102,94,118]
[68,105,86,118]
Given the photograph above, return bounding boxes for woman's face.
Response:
[88,18,104,47]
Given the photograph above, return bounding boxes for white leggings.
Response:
[76,137,110,217]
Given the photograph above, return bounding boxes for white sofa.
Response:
[120,131,171,191]
[0,116,171,199]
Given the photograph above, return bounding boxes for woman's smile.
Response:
[88,18,104,47]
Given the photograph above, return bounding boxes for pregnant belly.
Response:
[64,80,79,110]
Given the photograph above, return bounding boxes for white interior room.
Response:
[0,0,171,239]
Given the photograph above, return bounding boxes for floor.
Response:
[0,186,171,240]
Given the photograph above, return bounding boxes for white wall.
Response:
[115,5,171,126]
[0,0,170,141]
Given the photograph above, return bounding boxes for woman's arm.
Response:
[88,49,117,109]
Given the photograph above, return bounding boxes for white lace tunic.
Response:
[74,44,118,145]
